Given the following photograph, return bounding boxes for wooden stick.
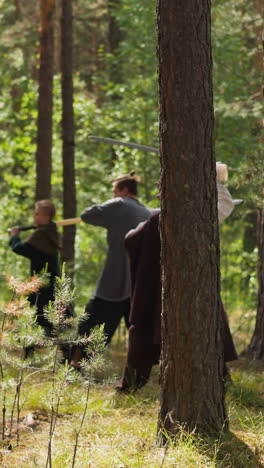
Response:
[56,217,81,226]
[8,218,82,233]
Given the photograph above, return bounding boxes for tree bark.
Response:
[107,0,124,165]
[14,0,22,16]
[35,0,54,201]
[61,0,76,272]
[108,0,123,84]
[244,209,264,358]
[157,0,227,439]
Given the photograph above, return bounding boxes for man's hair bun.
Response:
[129,170,140,182]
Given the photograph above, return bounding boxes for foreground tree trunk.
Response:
[36,0,54,201]
[157,0,227,439]
[244,209,264,358]
[61,0,76,273]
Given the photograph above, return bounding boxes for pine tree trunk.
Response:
[61,0,76,273]
[15,0,21,16]
[107,0,123,165]
[244,209,264,359]
[108,0,123,84]
[157,0,227,439]
[36,0,54,201]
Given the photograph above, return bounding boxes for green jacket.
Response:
[9,222,61,278]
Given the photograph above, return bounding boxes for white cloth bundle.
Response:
[217,183,235,224]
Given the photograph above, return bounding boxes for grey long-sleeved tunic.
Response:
[81,196,151,301]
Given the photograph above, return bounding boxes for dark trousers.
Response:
[29,287,55,336]
[78,297,130,346]
[26,287,73,361]
[29,286,73,337]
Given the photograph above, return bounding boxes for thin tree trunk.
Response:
[14,0,21,16]
[61,0,76,272]
[241,0,264,359]
[157,0,227,439]
[107,0,124,163]
[108,0,123,84]
[244,209,264,358]
[36,0,55,201]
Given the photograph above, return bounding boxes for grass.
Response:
[1,331,264,467]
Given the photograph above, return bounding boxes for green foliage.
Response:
[0,2,263,465]
[212,0,262,167]
[220,221,258,313]
[0,0,261,318]
[211,0,262,313]
[1,347,264,467]
[44,267,76,333]
[0,268,110,466]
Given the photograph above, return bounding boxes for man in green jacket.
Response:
[9,199,61,336]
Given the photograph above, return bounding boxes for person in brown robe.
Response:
[116,213,161,392]
[116,211,237,393]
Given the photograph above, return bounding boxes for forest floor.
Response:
[0,323,264,468]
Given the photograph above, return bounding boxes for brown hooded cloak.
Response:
[117,212,237,393]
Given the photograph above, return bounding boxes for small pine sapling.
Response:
[44,267,77,468]
[0,274,47,445]
[71,325,106,468]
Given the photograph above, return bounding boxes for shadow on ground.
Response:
[214,431,264,468]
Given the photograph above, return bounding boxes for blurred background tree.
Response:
[0,0,262,351]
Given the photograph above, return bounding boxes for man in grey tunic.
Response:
[70,173,151,368]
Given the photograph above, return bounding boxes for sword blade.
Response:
[89,136,159,154]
